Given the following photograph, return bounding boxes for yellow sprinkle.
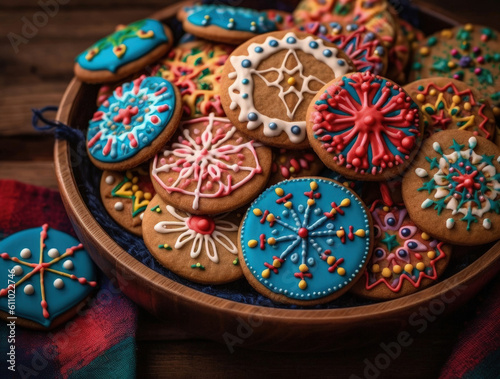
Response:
[421,232,430,240]
[330,208,337,215]
[279,156,287,164]
[287,77,296,86]
[289,167,295,173]
[204,15,210,20]
[251,21,256,26]
[464,102,472,111]
[382,268,392,278]
[307,199,315,206]
[448,61,456,68]
[354,229,365,238]
[298,279,307,290]
[272,259,281,268]
[229,18,234,22]
[253,208,262,216]
[337,267,346,276]
[393,265,402,274]
[371,264,381,273]
[132,185,139,192]
[275,187,284,196]
[404,264,414,272]
[262,268,270,278]
[416,94,425,102]
[284,201,293,209]
[340,198,351,207]
[464,23,474,31]
[310,181,318,190]
[126,171,133,179]
[327,256,336,265]
[267,237,276,245]
[416,262,426,271]
[427,250,436,259]
[441,29,453,38]
[266,214,275,222]
[248,240,258,248]
[144,192,152,200]
[383,206,390,212]
[429,89,437,96]
[132,176,139,184]
[299,264,308,272]
[452,95,461,104]
[420,47,430,56]
[336,230,345,238]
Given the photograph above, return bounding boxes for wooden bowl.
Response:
[54,1,500,351]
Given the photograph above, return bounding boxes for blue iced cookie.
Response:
[178,5,290,44]
[87,75,182,171]
[75,19,173,83]
[0,225,97,329]
[238,178,373,305]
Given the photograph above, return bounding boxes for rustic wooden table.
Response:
[0,0,498,377]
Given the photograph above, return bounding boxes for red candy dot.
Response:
[298,228,309,238]
[401,136,415,149]
[151,115,159,124]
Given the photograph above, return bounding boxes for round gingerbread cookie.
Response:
[269,148,324,185]
[297,22,388,76]
[351,201,451,300]
[75,19,173,83]
[238,178,373,306]
[293,0,397,46]
[177,5,288,45]
[151,113,272,215]
[402,130,500,246]
[0,225,97,330]
[307,71,424,181]
[404,78,497,139]
[143,195,243,285]
[152,41,234,118]
[221,31,354,149]
[87,75,182,171]
[409,24,500,117]
[100,167,155,236]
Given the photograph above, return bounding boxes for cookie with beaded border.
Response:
[404,77,497,140]
[100,167,155,236]
[350,201,452,300]
[150,113,272,215]
[74,19,174,84]
[237,177,374,306]
[221,30,354,149]
[306,71,424,181]
[402,129,500,246]
[142,195,244,285]
[86,75,183,171]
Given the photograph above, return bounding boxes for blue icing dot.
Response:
[269,40,279,47]
[307,257,315,266]
[291,253,299,263]
[272,229,279,235]
[287,36,297,44]
[327,239,334,245]
[248,112,258,121]
[255,46,264,53]
[76,19,169,73]
[242,59,252,68]
[314,208,322,215]
[291,125,301,135]
[242,93,248,99]
[269,122,278,130]
[337,59,345,66]
[282,210,289,217]
[323,49,333,57]
[298,204,305,213]
[309,41,319,49]
[87,76,176,163]
[326,223,334,229]
[242,78,249,85]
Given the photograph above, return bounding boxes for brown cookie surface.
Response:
[402,130,500,245]
[221,30,354,149]
[142,195,243,285]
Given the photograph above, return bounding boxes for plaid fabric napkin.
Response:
[0,180,137,379]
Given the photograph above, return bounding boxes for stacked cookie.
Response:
[75,2,500,306]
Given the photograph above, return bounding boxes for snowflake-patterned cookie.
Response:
[307,71,423,181]
[0,225,97,329]
[402,130,500,245]
[239,178,373,305]
[151,113,272,214]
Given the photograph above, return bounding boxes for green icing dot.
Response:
[413,62,422,70]
[427,36,438,46]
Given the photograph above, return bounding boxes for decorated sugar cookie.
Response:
[153,41,234,118]
[238,178,373,305]
[297,22,388,75]
[293,0,397,46]
[402,130,500,245]
[404,78,497,139]
[100,167,155,236]
[351,202,451,300]
[178,5,289,45]
[307,71,423,181]
[151,113,272,215]
[87,75,182,171]
[221,31,353,149]
[0,225,97,329]
[269,148,324,185]
[409,24,500,117]
[75,19,173,83]
[142,195,243,284]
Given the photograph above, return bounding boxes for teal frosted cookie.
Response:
[238,178,373,305]
[87,75,182,171]
[75,19,173,83]
[0,225,97,329]
[178,5,290,44]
